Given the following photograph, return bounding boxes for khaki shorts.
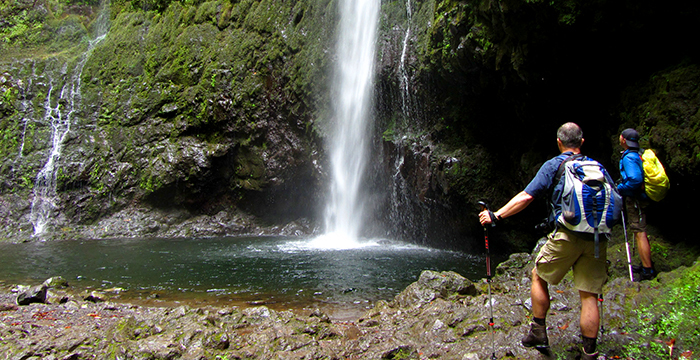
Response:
[624,197,647,233]
[535,227,608,294]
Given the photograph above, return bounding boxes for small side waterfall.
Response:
[398,0,413,122]
[29,3,110,237]
[388,0,419,240]
[317,0,380,247]
[381,0,450,246]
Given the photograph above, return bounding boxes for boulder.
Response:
[393,270,476,307]
[43,276,69,289]
[495,252,533,278]
[85,291,107,303]
[418,270,477,296]
[16,284,48,305]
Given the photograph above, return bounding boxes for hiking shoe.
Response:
[641,267,657,281]
[521,322,549,348]
[578,350,600,360]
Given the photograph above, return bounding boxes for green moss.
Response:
[194,1,220,25]
[139,172,164,193]
[89,162,108,194]
[618,64,700,178]
[0,0,331,230]
[233,147,265,191]
[383,345,418,360]
[382,117,398,142]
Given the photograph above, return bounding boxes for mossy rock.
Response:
[618,64,700,178]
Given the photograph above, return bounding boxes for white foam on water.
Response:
[275,234,442,253]
[278,233,380,252]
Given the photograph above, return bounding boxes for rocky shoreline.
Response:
[2,240,697,360]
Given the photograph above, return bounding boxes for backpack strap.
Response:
[544,153,585,230]
[548,153,585,205]
[553,153,585,186]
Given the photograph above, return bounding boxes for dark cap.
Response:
[621,128,640,148]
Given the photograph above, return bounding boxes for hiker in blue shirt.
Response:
[618,128,656,281]
[478,122,606,360]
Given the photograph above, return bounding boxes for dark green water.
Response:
[0,237,495,318]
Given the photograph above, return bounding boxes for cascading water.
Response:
[390,0,417,234]
[314,0,380,248]
[398,0,413,122]
[384,0,441,244]
[29,3,110,237]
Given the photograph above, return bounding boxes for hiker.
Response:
[618,128,656,281]
[478,122,610,360]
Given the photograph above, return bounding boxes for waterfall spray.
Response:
[318,0,379,247]
[29,2,110,237]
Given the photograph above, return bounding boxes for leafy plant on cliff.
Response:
[624,261,700,358]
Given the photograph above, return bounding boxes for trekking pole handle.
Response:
[479,201,494,277]
[479,201,497,228]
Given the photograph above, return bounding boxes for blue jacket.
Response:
[618,149,645,198]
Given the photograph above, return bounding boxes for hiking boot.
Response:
[521,322,549,348]
[641,267,657,281]
[578,350,600,360]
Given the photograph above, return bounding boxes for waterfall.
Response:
[29,3,110,237]
[399,0,413,123]
[317,0,380,247]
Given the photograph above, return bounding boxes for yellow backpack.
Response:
[641,149,670,201]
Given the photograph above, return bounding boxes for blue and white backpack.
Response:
[554,154,622,257]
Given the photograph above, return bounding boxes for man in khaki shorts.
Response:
[479,122,609,360]
[537,228,607,296]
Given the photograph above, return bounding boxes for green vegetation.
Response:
[625,261,700,358]
[0,0,100,59]
[0,0,335,218]
[139,171,163,193]
[618,64,700,178]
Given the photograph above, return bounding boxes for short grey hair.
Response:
[557,122,583,149]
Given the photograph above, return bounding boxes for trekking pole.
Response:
[478,201,498,360]
[598,294,605,335]
[621,210,634,281]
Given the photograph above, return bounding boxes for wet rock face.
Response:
[0,0,335,241]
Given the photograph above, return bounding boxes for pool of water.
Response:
[0,236,497,319]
